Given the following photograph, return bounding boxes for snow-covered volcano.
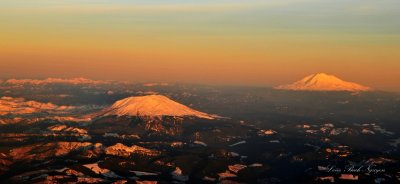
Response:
[275,73,371,92]
[99,95,216,119]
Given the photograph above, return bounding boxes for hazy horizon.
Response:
[1,71,399,92]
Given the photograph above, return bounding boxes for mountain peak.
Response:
[100,95,216,119]
[275,73,372,91]
[311,72,333,78]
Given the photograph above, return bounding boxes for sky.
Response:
[0,0,399,91]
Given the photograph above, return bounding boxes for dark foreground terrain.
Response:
[0,82,399,183]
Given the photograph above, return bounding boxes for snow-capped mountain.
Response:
[275,73,371,91]
[99,95,216,119]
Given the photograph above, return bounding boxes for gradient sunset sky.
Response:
[1,0,399,91]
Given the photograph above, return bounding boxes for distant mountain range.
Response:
[1,73,375,92]
[2,78,110,85]
[275,73,371,92]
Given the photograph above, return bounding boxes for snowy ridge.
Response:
[105,143,160,157]
[0,96,74,116]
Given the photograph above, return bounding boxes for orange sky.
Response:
[1,0,399,91]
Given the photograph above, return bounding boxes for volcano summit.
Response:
[99,95,216,119]
[275,73,371,92]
